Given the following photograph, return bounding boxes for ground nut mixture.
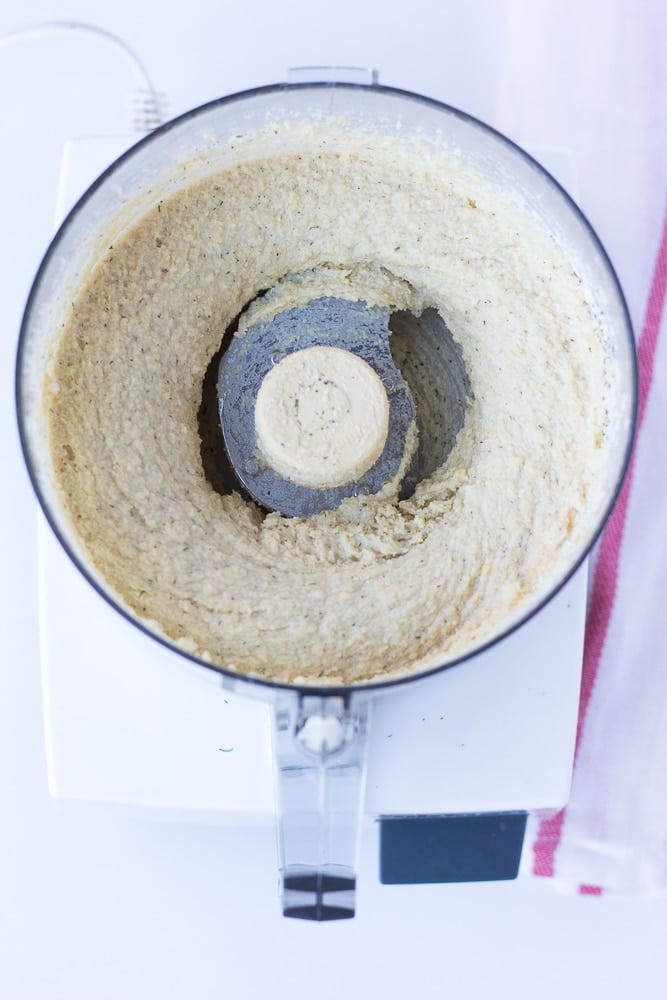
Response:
[46,124,611,684]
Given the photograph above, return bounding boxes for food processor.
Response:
[16,71,637,920]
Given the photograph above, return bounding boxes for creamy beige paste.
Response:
[46,124,610,684]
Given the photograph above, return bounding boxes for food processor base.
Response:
[39,134,588,893]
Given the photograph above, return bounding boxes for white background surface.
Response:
[2,1,667,998]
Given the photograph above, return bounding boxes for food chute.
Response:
[16,72,637,919]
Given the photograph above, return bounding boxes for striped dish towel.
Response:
[528,206,667,895]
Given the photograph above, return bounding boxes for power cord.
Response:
[0,20,166,131]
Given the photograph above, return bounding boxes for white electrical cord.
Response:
[0,20,166,130]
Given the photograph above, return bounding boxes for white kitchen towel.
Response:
[528,207,667,895]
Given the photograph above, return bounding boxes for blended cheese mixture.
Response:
[46,123,611,685]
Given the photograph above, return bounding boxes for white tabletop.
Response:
[2,2,666,998]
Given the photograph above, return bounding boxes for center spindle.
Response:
[254,345,390,490]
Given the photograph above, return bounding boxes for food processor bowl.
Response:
[16,72,637,919]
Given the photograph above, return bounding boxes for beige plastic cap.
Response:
[255,345,390,489]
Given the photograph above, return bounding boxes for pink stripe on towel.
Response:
[532,205,667,886]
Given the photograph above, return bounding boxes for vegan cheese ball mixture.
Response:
[46,124,611,685]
